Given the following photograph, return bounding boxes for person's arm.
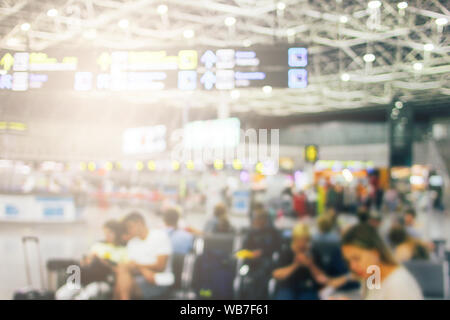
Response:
[272,261,301,281]
[136,254,169,273]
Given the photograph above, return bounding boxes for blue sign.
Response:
[178,71,197,90]
[5,204,19,216]
[288,69,308,88]
[288,48,308,67]
[200,50,217,69]
[200,71,216,90]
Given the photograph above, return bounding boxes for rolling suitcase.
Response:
[13,236,55,300]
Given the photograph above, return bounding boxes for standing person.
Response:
[162,207,194,255]
[293,190,308,218]
[341,223,423,300]
[114,212,174,300]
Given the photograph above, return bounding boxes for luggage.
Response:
[13,236,55,300]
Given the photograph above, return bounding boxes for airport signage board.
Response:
[0,46,307,92]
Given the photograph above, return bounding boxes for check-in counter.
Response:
[0,193,78,222]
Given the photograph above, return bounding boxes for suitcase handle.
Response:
[22,236,46,290]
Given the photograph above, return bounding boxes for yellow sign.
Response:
[0,53,14,71]
[178,50,198,70]
[97,52,112,71]
[305,145,318,163]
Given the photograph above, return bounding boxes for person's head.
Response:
[388,225,410,247]
[291,223,311,253]
[252,208,269,230]
[342,223,397,279]
[123,212,147,239]
[357,206,370,224]
[404,209,416,226]
[163,207,180,228]
[214,203,227,219]
[103,220,126,246]
[317,214,335,234]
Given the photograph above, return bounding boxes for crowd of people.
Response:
[53,188,440,300]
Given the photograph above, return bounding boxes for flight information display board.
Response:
[0,46,307,92]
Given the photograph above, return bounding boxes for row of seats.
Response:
[46,233,450,300]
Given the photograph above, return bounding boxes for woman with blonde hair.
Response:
[272,223,328,299]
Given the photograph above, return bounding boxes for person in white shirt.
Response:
[340,223,423,300]
[114,212,174,300]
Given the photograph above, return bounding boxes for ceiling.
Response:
[0,0,448,116]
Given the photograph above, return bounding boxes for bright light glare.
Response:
[83,29,97,39]
[118,19,129,29]
[277,2,286,10]
[157,4,168,15]
[363,53,376,62]
[230,90,240,100]
[340,16,348,23]
[413,62,423,71]
[368,1,382,9]
[21,23,30,31]
[262,85,272,94]
[341,73,350,81]
[342,169,353,182]
[183,29,195,39]
[225,17,236,27]
[435,18,448,26]
[397,2,408,10]
[47,9,58,17]
[424,43,434,51]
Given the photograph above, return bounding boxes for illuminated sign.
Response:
[183,118,240,150]
[305,145,318,163]
[122,125,167,155]
[0,46,308,92]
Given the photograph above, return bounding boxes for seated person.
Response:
[203,203,234,234]
[238,208,282,299]
[313,214,340,243]
[272,223,328,300]
[402,208,422,239]
[114,212,174,300]
[56,220,128,300]
[341,223,423,299]
[388,225,430,262]
[162,207,194,255]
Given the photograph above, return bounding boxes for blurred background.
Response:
[0,0,449,300]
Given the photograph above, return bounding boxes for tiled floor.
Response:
[0,205,448,300]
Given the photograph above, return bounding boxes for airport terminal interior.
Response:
[0,0,449,300]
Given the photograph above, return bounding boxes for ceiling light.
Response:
[224,17,236,27]
[395,101,404,109]
[424,43,434,51]
[21,23,30,31]
[47,8,58,17]
[230,90,240,100]
[363,53,376,62]
[277,2,286,10]
[183,29,195,38]
[397,2,408,10]
[118,19,129,29]
[368,1,382,9]
[435,18,448,26]
[413,62,423,71]
[340,73,350,81]
[339,16,348,23]
[263,85,272,94]
[243,39,252,47]
[157,4,168,15]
